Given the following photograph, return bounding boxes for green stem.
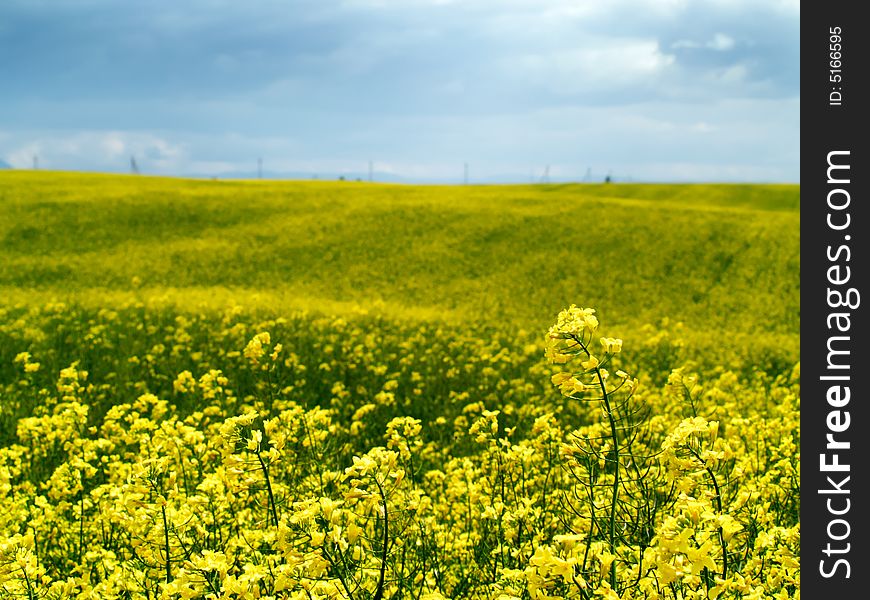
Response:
[256,451,280,529]
[689,446,729,581]
[321,544,356,600]
[79,443,86,564]
[22,566,36,600]
[373,479,389,600]
[161,504,171,583]
[596,367,620,591]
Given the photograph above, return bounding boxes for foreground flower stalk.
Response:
[546,305,642,593]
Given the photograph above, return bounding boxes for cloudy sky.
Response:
[0,0,799,182]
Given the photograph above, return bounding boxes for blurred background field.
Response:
[0,172,798,337]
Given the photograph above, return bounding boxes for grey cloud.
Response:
[0,0,799,181]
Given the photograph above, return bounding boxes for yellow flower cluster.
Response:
[0,302,799,599]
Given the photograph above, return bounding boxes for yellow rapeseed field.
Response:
[0,173,799,599]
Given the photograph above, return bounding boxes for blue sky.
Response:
[0,0,799,182]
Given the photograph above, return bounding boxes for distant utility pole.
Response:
[463,163,469,185]
[540,165,550,184]
[33,155,39,170]
[258,157,263,179]
[582,167,592,182]
[130,156,140,175]
[368,160,373,182]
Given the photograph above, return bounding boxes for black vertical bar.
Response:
[802,3,868,597]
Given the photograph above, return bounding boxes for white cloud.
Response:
[2,131,187,172]
[707,0,797,13]
[512,38,675,94]
[100,132,127,158]
[5,142,44,169]
[672,33,735,51]
[708,63,749,85]
[708,33,736,51]
[633,161,791,182]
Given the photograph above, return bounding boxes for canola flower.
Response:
[0,302,799,599]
